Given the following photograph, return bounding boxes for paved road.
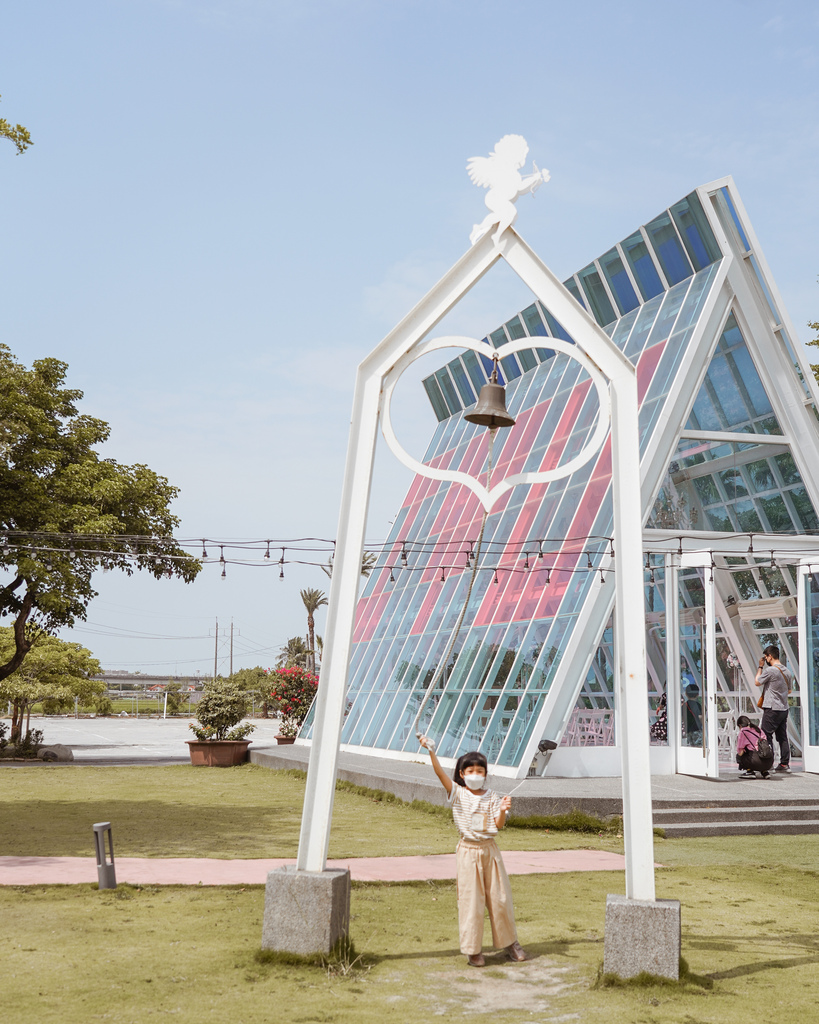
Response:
[3,717,286,765]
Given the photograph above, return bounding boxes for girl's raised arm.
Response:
[418,735,453,795]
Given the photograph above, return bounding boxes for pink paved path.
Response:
[0,849,627,885]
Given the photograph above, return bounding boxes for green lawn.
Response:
[4,764,819,1023]
[0,764,627,859]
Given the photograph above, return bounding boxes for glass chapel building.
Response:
[302,176,819,779]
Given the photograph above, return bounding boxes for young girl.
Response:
[419,734,527,967]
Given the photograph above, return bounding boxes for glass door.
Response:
[676,554,719,777]
[798,564,819,774]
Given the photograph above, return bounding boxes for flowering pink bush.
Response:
[267,666,319,737]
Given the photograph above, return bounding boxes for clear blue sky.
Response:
[3,0,818,675]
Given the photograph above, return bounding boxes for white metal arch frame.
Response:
[381,334,611,512]
[295,225,656,903]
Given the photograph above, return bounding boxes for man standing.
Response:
[755,645,793,773]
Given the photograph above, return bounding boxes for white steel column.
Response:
[610,372,656,901]
[296,371,382,871]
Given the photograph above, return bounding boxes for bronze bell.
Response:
[463,356,516,429]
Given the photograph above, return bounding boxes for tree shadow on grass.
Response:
[686,932,819,981]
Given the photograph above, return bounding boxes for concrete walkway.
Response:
[0,849,628,886]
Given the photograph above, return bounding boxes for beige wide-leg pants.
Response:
[456,837,518,955]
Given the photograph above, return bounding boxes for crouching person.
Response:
[736,714,774,778]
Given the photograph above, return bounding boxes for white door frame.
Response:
[798,562,819,773]
[676,552,719,778]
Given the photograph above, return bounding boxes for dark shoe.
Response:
[775,764,791,773]
[506,941,527,962]
[761,771,770,778]
[467,954,485,968]
[739,770,756,778]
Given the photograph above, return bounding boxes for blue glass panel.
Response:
[610,306,639,352]
[462,350,488,393]
[578,263,616,326]
[517,348,537,372]
[500,353,522,380]
[720,187,750,250]
[449,357,476,405]
[538,303,572,342]
[685,314,781,434]
[422,375,449,421]
[434,368,461,414]
[599,248,639,316]
[521,303,547,336]
[622,231,664,301]
[645,212,693,286]
[479,352,505,384]
[669,192,722,271]
[490,328,507,347]
[505,315,526,340]
[563,277,587,309]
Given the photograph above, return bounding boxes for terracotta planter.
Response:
[275,735,296,745]
[186,740,252,766]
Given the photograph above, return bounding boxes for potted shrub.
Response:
[267,666,319,744]
[187,680,255,766]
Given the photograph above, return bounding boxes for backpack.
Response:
[756,732,773,760]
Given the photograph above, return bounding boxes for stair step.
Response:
[659,819,819,837]
[654,804,819,824]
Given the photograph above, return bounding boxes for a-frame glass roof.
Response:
[301,181,819,775]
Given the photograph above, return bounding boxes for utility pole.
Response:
[230,619,234,677]
[213,616,218,681]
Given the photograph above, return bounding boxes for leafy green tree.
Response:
[320,551,377,579]
[164,680,185,716]
[276,636,309,669]
[299,588,327,673]
[0,628,102,743]
[227,666,269,717]
[0,346,201,681]
[0,95,32,155]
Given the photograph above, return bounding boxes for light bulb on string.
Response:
[219,546,225,566]
[439,566,445,583]
[201,541,208,559]
[389,567,395,583]
[587,552,593,570]
[493,568,499,585]
[523,552,530,571]
[221,563,226,580]
[401,543,408,567]
[264,542,271,560]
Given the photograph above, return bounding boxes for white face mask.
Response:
[463,774,486,791]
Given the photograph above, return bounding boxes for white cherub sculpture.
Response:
[467,134,550,246]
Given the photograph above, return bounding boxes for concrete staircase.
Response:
[654,797,819,837]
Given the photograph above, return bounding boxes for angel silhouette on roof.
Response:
[467,134,550,245]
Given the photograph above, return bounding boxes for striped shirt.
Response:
[448,784,502,841]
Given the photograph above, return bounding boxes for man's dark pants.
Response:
[761,708,790,766]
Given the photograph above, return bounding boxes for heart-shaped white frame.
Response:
[381,334,611,512]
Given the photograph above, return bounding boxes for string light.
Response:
[201,540,208,559]
[523,552,530,570]
[439,566,445,583]
[493,568,499,585]
[389,567,395,583]
[264,542,270,560]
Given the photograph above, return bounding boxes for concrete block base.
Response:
[603,894,681,980]
[262,866,350,955]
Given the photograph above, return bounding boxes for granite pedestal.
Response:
[262,866,350,955]
[603,894,681,979]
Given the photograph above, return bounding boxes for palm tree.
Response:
[276,636,310,669]
[300,588,328,673]
[320,551,377,579]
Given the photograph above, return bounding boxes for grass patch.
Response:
[0,764,631,860]
[6,861,819,1023]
